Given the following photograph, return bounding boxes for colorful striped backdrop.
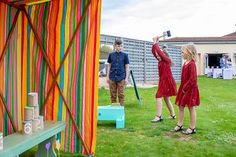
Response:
[0,0,101,155]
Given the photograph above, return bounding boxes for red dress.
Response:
[175,60,200,107]
[152,43,177,98]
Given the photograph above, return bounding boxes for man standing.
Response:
[219,55,226,68]
[106,39,129,106]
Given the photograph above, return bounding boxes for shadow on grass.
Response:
[18,145,85,157]
[124,102,141,108]
[19,149,85,157]
[164,131,200,143]
[97,121,117,128]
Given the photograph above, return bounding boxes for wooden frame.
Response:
[0,0,92,154]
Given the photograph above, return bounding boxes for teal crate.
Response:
[98,106,125,128]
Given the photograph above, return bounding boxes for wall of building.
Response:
[161,42,236,75]
[193,44,236,75]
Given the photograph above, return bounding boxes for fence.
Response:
[100,34,182,83]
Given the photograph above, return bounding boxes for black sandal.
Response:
[170,115,176,119]
[182,128,196,135]
[172,125,183,132]
[151,115,163,123]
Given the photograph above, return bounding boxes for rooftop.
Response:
[162,32,236,43]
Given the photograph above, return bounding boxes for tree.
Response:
[100,44,113,53]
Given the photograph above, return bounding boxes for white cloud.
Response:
[101,0,236,41]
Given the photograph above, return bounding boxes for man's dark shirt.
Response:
[107,51,129,81]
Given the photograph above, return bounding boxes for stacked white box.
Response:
[22,92,44,134]
[24,107,34,120]
[32,118,40,132]
[28,92,38,106]
[23,121,32,135]
[34,106,39,118]
[39,116,44,129]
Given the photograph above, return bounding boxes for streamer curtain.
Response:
[0,0,101,154]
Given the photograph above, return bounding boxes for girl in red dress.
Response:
[173,44,200,135]
[151,36,177,123]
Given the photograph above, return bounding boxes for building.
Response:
[161,32,236,75]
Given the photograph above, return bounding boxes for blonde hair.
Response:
[181,44,197,61]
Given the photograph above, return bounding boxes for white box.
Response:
[28,92,38,106]
[23,121,32,135]
[213,68,222,78]
[39,115,44,129]
[205,68,212,75]
[223,69,233,79]
[34,106,39,119]
[32,118,40,132]
[24,107,34,120]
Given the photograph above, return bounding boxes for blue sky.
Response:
[101,0,236,41]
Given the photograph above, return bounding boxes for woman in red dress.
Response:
[173,44,200,135]
[151,36,177,123]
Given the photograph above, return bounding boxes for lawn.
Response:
[95,76,236,157]
[20,76,236,157]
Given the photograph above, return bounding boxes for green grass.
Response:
[19,146,85,157]
[95,76,236,157]
[20,76,236,157]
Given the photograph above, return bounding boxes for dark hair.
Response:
[162,44,168,49]
[162,49,170,57]
[114,39,122,45]
[163,48,174,67]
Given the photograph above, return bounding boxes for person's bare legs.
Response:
[173,105,184,131]
[151,98,163,122]
[156,98,162,117]
[163,96,175,117]
[185,107,196,133]
[181,106,197,134]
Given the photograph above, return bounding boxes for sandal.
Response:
[151,115,163,123]
[172,125,183,132]
[182,128,196,135]
[169,114,176,119]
